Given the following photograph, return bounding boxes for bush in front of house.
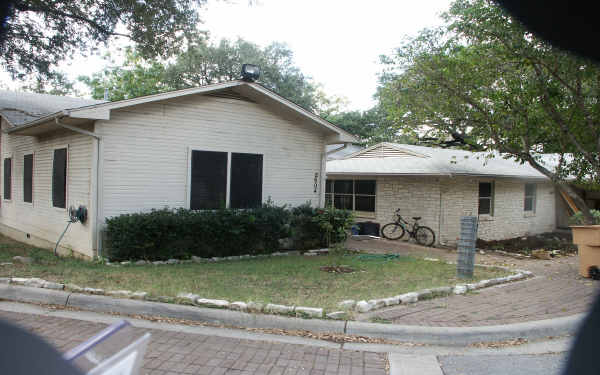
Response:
[104,202,353,261]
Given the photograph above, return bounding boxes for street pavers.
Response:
[348,238,600,326]
[0,310,387,375]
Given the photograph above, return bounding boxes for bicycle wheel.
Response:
[381,223,405,240]
[415,226,436,246]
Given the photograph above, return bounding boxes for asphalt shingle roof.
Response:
[327,143,552,179]
[0,90,105,126]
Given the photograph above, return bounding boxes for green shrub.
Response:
[290,203,354,249]
[104,202,353,261]
[569,209,600,225]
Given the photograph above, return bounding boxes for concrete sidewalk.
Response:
[347,238,600,326]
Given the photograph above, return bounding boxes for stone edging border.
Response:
[0,283,584,346]
[339,258,533,314]
[103,249,331,266]
[1,254,533,321]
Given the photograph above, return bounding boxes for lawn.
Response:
[0,235,508,312]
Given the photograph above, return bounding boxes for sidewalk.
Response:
[0,308,387,375]
[346,238,600,326]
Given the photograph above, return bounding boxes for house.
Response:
[0,82,357,258]
[326,142,558,246]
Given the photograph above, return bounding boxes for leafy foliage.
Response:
[1,0,205,80]
[79,38,340,113]
[105,203,353,261]
[570,210,600,225]
[323,105,418,145]
[378,0,600,221]
[79,48,171,101]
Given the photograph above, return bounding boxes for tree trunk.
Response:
[522,154,595,224]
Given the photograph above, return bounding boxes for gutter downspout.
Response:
[55,117,103,258]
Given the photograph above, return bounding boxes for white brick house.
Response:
[326,143,556,246]
[0,82,356,258]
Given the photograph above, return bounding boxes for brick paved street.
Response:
[0,310,387,375]
[348,238,600,326]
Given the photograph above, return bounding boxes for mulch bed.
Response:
[476,232,577,256]
[319,265,355,273]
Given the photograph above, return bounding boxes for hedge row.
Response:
[104,202,354,261]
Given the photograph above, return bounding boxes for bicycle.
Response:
[381,209,436,246]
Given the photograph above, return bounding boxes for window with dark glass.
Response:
[478,181,494,215]
[3,157,11,200]
[230,153,263,208]
[524,183,536,212]
[325,179,376,212]
[190,150,227,210]
[23,154,33,203]
[52,148,67,208]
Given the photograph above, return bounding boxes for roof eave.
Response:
[6,80,358,142]
[4,110,65,134]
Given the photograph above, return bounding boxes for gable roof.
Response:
[0,90,105,126]
[3,81,358,143]
[327,142,551,179]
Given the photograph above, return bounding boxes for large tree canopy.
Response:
[378,0,600,221]
[80,38,337,114]
[1,0,205,80]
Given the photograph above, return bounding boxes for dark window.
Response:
[52,148,67,208]
[355,196,375,211]
[3,157,11,200]
[478,182,494,215]
[324,179,376,212]
[524,183,536,212]
[190,150,227,210]
[230,153,263,208]
[355,180,376,195]
[333,180,353,194]
[23,154,33,203]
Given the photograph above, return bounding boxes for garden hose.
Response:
[355,254,402,261]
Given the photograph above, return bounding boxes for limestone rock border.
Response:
[337,259,534,314]
[1,253,533,321]
[104,250,318,266]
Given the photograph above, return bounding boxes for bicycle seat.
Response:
[412,216,421,220]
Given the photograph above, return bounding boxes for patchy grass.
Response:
[0,235,509,311]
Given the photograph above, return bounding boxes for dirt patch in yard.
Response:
[477,232,577,256]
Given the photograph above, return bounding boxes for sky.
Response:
[2,0,451,111]
[200,0,451,110]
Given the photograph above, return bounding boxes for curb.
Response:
[0,284,584,345]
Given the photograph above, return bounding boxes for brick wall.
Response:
[355,175,556,246]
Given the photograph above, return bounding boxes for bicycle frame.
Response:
[394,214,418,237]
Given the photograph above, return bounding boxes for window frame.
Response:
[524,183,537,213]
[478,181,494,216]
[51,145,68,210]
[3,154,13,202]
[325,178,376,216]
[23,153,34,205]
[186,147,265,210]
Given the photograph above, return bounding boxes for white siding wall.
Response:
[97,95,327,220]
[0,119,94,257]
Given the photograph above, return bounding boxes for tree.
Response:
[79,48,171,101]
[323,106,417,145]
[80,38,337,113]
[1,0,204,80]
[378,0,600,222]
[163,38,321,112]
[20,72,79,96]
